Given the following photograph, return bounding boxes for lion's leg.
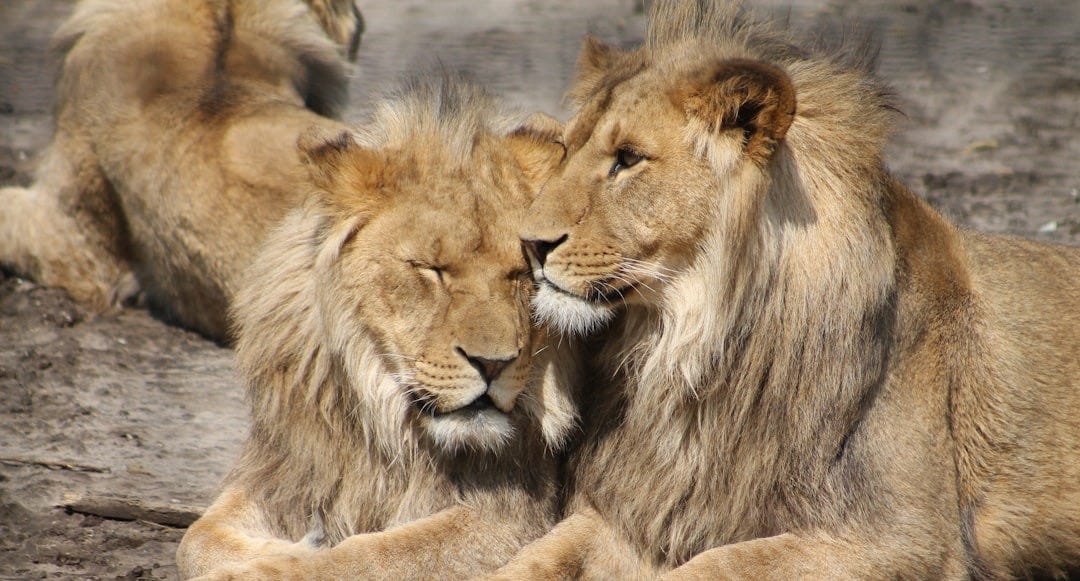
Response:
[322,505,543,578]
[659,531,970,580]
[193,504,545,581]
[484,506,653,581]
[483,508,599,580]
[0,138,136,310]
[176,486,316,579]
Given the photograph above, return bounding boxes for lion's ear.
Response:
[297,128,388,218]
[566,36,624,105]
[675,58,796,164]
[507,112,565,190]
[578,35,618,77]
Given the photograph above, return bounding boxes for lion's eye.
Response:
[507,268,533,282]
[609,147,644,177]
[410,261,445,284]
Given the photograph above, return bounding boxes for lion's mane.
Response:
[522,1,1080,578]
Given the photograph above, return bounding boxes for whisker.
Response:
[620,257,676,282]
[615,271,658,295]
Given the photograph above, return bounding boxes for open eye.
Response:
[609,147,645,178]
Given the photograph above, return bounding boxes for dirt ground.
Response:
[0,0,1077,579]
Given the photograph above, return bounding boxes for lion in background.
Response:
[177,75,576,579]
[492,0,1080,578]
[0,0,363,341]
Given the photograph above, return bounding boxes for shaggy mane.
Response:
[568,0,907,564]
[226,73,569,542]
[355,72,527,171]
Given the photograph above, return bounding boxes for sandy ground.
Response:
[0,0,1077,579]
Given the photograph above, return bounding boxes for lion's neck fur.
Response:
[562,3,931,566]
[584,181,897,563]
[562,1,1080,575]
[577,84,912,565]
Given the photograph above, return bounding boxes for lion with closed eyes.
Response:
[176,76,577,580]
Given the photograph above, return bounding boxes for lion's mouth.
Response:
[438,393,497,416]
[540,277,635,305]
[422,391,515,453]
[414,391,503,417]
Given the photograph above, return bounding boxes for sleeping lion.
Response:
[177,76,576,579]
[0,0,362,341]
[492,0,1080,579]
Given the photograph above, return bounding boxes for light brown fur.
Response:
[0,0,363,341]
[176,77,578,579]
[496,1,1080,579]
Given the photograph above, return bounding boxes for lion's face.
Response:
[331,188,535,451]
[298,123,563,452]
[523,72,714,335]
[522,43,796,336]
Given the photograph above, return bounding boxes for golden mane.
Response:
[227,73,574,539]
[179,73,577,578]
[495,0,1080,578]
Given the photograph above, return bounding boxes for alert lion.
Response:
[176,76,576,579]
[0,0,363,341]
[494,0,1080,579]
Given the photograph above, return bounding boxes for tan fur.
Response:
[176,78,578,579]
[0,0,363,341]
[497,1,1080,579]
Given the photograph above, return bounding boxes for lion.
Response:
[176,75,576,579]
[491,1,1080,579]
[0,0,363,342]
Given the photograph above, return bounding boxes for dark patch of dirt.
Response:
[1,0,1077,578]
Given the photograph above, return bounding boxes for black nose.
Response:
[457,348,515,384]
[522,234,568,268]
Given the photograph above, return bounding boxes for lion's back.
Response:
[55,0,219,123]
[957,231,1080,572]
[45,0,352,339]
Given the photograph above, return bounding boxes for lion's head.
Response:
[232,75,571,455]
[522,4,895,345]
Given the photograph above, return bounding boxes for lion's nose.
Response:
[456,348,515,384]
[522,234,567,268]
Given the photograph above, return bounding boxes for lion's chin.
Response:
[426,409,514,453]
[532,282,615,336]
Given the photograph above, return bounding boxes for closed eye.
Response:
[609,147,645,178]
[409,261,445,284]
[507,268,533,282]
